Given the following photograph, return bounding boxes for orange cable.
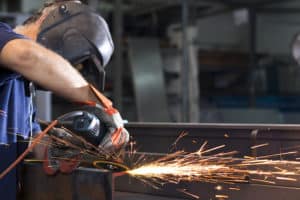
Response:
[0,120,58,179]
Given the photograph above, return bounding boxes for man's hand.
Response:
[83,85,130,151]
[43,128,82,175]
[82,104,129,151]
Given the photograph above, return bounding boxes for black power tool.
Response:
[54,111,128,172]
[57,110,107,147]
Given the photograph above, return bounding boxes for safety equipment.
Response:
[37,1,114,90]
[81,104,129,150]
[86,84,130,150]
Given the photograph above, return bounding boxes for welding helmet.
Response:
[37,1,114,90]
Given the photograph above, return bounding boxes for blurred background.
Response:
[3,0,300,124]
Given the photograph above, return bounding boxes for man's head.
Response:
[20,0,114,85]
[23,0,82,27]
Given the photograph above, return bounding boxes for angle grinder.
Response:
[57,110,107,147]
[54,110,128,172]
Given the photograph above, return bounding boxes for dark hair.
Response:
[23,0,81,25]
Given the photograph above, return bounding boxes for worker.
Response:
[0,0,128,199]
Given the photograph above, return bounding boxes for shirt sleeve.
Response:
[0,22,25,52]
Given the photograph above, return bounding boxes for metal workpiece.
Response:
[20,123,300,200]
[116,176,300,200]
[116,123,300,199]
[22,163,113,200]
[125,123,300,154]
[115,192,187,200]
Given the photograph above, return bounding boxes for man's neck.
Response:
[14,23,39,41]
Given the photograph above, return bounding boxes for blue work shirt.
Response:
[0,22,41,144]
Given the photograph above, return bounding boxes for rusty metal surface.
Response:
[21,163,113,200]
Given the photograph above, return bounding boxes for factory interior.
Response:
[3,0,300,199]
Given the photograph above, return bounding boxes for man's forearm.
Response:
[0,39,98,103]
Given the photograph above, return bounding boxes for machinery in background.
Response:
[128,38,170,122]
[292,32,300,65]
[0,12,28,27]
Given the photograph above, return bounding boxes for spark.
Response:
[251,178,276,184]
[243,155,254,159]
[255,151,298,159]
[126,141,300,197]
[170,131,188,152]
[177,188,200,199]
[216,194,229,199]
[276,177,297,182]
[199,144,226,155]
[228,187,240,191]
[127,145,247,185]
[250,143,269,150]
[129,163,228,177]
[215,185,223,191]
[197,141,208,156]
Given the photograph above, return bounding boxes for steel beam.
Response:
[117,123,300,199]
[125,123,300,154]
[21,163,113,200]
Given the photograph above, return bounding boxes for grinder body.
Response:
[57,111,107,146]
